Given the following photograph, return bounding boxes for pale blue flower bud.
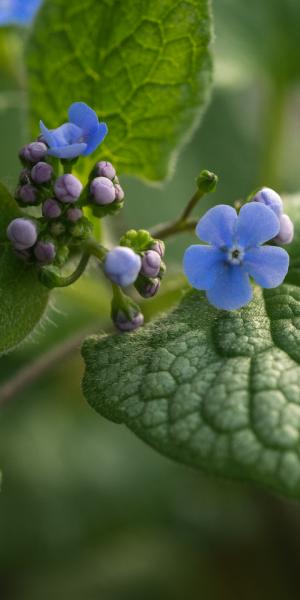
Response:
[274,214,294,245]
[252,187,283,218]
[104,246,141,287]
[114,183,125,202]
[151,240,165,258]
[94,161,116,180]
[90,176,116,205]
[54,174,83,203]
[7,218,38,250]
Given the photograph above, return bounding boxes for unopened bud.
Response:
[274,214,294,245]
[114,309,144,332]
[20,142,48,164]
[31,161,53,184]
[7,218,38,250]
[90,176,116,205]
[141,250,161,277]
[135,276,161,298]
[196,170,218,194]
[151,240,165,258]
[34,241,56,265]
[104,246,141,287]
[17,183,39,205]
[54,174,83,203]
[114,183,125,202]
[66,207,83,222]
[42,198,62,219]
[94,161,116,180]
[251,187,283,218]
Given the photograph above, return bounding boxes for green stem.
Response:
[84,238,107,261]
[51,251,91,287]
[259,82,288,187]
[150,218,198,240]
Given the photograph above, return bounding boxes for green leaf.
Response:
[26,0,212,181]
[0,182,49,354]
[82,284,300,498]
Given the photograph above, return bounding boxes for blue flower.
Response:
[183,203,289,311]
[0,0,42,26]
[40,102,108,160]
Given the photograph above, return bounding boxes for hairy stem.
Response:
[0,325,97,406]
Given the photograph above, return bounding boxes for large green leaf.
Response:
[82,284,300,498]
[26,0,212,181]
[0,182,49,354]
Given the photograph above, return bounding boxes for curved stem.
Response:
[150,218,198,240]
[51,251,91,288]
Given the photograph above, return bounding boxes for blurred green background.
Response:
[2,1,300,598]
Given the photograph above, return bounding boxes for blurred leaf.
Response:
[83,280,300,498]
[0,182,48,354]
[215,0,300,86]
[284,194,300,286]
[26,0,213,181]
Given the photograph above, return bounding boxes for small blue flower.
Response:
[0,0,42,26]
[183,203,289,311]
[40,102,108,160]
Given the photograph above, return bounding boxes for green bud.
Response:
[196,170,218,195]
[68,217,92,240]
[120,229,154,253]
[55,245,69,267]
[90,201,124,219]
[50,222,66,237]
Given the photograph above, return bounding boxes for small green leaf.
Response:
[26,0,212,181]
[0,182,49,354]
[83,285,300,498]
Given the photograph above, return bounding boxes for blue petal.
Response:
[40,121,57,147]
[183,245,225,290]
[235,202,280,247]
[206,265,252,310]
[83,122,108,155]
[196,205,237,248]
[68,102,99,135]
[50,122,83,146]
[47,143,87,159]
[243,246,289,288]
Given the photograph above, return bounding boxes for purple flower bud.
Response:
[151,240,165,258]
[114,183,125,202]
[90,176,116,205]
[141,250,161,278]
[94,161,116,180]
[17,183,39,204]
[114,310,144,332]
[19,142,48,163]
[31,161,53,184]
[34,241,56,265]
[104,246,142,287]
[138,277,161,298]
[42,198,62,219]
[7,218,38,250]
[54,174,83,203]
[66,207,83,222]
[274,214,294,245]
[252,187,283,218]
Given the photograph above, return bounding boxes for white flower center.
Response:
[227,245,244,265]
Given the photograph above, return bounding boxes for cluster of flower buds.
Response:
[104,229,166,297]
[251,187,294,245]
[103,230,166,331]
[7,141,95,266]
[6,102,166,335]
[86,161,125,218]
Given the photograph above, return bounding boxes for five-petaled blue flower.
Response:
[0,0,42,25]
[183,203,289,311]
[40,102,108,160]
